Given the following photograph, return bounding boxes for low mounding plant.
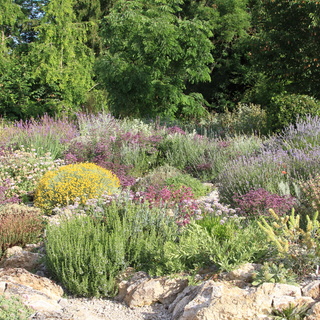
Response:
[0,295,33,320]
[252,262,298,286]
[233,188,296,217]
[34,163,120,212]
[165,173,210,198]
[45,201,179,297]
[0,204,44,258]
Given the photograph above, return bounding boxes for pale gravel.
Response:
[30,297,172,320]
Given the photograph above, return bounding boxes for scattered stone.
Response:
[224,262,262,282]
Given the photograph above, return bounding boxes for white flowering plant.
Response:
[0,147,64,203]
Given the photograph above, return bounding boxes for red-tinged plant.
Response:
[0,204,45,258]
[233,188,297,217]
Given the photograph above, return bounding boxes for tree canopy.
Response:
[0,0,319,123]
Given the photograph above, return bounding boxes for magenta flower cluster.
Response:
[232,188,297,217]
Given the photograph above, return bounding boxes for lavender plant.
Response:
[2,114,78,159]
[277,115,320,150]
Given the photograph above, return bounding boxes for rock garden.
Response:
[1,113,320,320]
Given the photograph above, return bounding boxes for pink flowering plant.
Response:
[232,188,297,217]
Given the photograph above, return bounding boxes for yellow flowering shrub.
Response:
[34,163,120,212]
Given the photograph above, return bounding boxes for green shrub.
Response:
[133,165,182,191]
[45,201,179,297]
[216,103,268,135]
[163,218,269,273]
[267,93,320,132]
[0,204,44,258]
[34,163,120,212]
[165,173,210,198]
[0,295,33,320]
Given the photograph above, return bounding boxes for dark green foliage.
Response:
[96,0,214,119]
[267,93,320,132]
[250,0,320,100]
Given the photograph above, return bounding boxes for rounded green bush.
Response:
[267,93,320,132]
[34,163,120,212]
[165,173,210,198]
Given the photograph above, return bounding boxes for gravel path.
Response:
[30,297,172,320]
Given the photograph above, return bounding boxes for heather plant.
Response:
[2,114,78,159]
[65,122,162,182]
[233,188,297,217]
[0,204,44,258]
[0,295,33,320]
[0,148,64,203]
[258,209,320,277]
[34,163,120,212]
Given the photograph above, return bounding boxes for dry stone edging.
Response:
[1,247,320,319]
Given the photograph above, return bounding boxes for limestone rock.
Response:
[116,272,188,307]
[116,271,150,302]
[0,268,63,300]
[169,281,311,320]
[0,247,43,271]
[224,263,262,283]
[306,301,320,320]
[302,280,320,299]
